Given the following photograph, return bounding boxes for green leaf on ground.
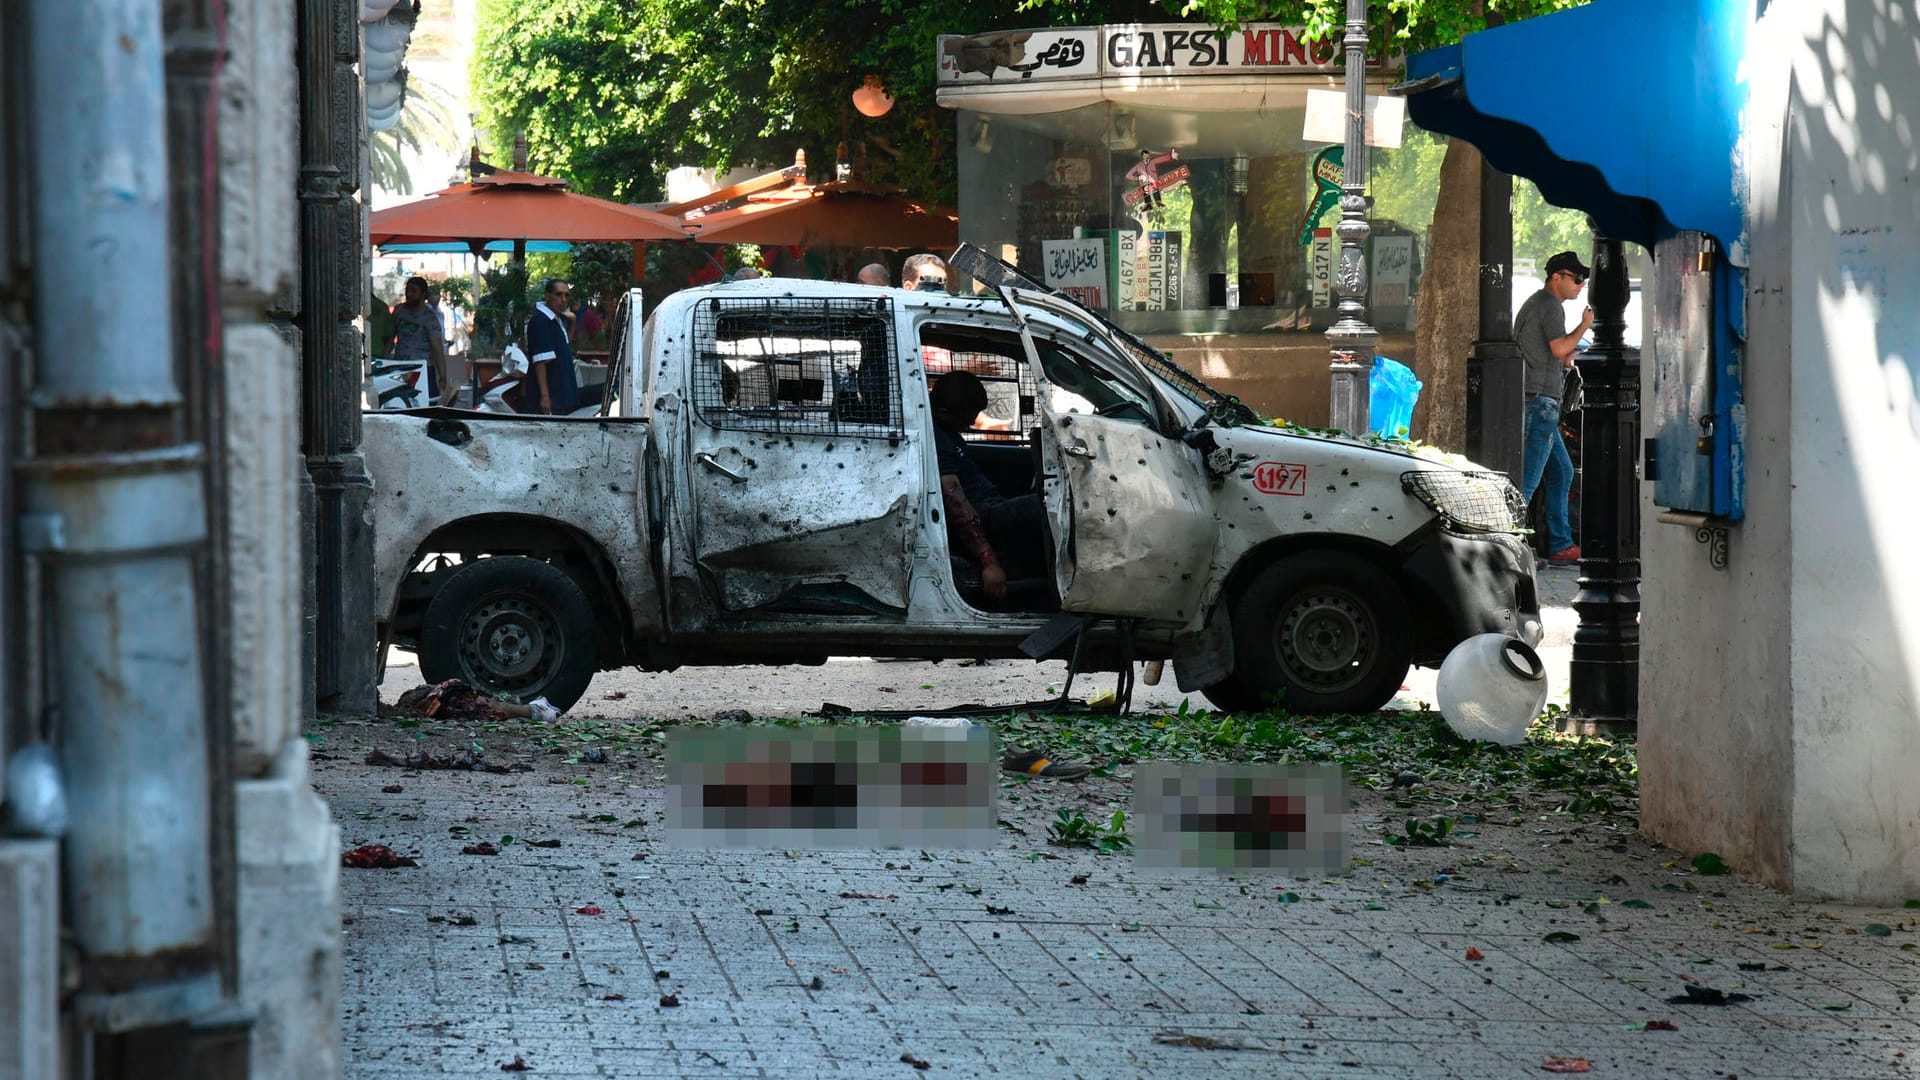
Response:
[1621,899,1654,909]
[1823,1002,1853,1011]
[1543,932,1582,944]
[1691,852,1731,875]
[1864,923,1893,937]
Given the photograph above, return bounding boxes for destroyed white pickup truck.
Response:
[366,246,1540,715]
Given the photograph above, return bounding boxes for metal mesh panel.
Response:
[923,344,1038,444]
[1401,470,1528,534]
[692,295,901,438]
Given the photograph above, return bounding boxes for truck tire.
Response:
[418,556,599,711]
[1203,551,1412,716]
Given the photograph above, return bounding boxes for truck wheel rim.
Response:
[1276,589,1374,692]
[461,595,558,688]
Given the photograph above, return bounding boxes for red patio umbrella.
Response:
[370,169,688,252]
[683,181,957,250]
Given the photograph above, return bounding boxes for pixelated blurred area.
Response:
[1133,763,1349,874]
[666,721,997,850]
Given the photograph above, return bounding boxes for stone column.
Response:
[299,0,378,715]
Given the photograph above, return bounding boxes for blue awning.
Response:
[1400,0,1746,256]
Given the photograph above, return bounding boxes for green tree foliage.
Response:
[473,0,1172,203]
[1163,0,1581,51]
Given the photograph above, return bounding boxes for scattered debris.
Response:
[499,1056,531,1072]
[462,842,500,856]
[1541,1057,1592,1073]
[601,993,625,1001]
[807,975,824,990]
[839,892,897,900]
[1543,932,1581,944]
[1153,1030,1250,1051]
[899,1053,931,1070]
[526,839,562,848]
[389,679,540,723]
[364,747,532,774]
[1865,923,1893,937]
[985,905,1015,916]
[499,935,534,945]
[603,691,628,700]
[1465,947,1485,961]
[428,913,478,927]
[753,908,774,916]
[574,905,603,916]
[342,845,416,869]
[657,993,680,1007]
[654,970,670,980]
[1643,1020,1678,1031]
[381,784,404,794]
[1667,984,1752,1006]
[582,747,608,765]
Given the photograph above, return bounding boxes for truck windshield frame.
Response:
[949,243,1260,428]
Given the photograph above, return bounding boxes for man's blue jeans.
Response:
[1521,393,1575,554]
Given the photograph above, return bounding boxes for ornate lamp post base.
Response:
[1565,231,1641,735]
[1325,0,1375,435]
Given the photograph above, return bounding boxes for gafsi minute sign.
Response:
[1107,25,1395,72]
[938,24,1400,84]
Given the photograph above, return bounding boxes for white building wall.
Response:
[1642,0,1920,903]
[1777,0,1920,902]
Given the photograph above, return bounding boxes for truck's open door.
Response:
[1000,290,1216,625]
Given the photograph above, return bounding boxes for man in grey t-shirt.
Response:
[1512,251,1594,565]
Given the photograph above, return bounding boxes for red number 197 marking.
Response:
[1252,461,1308,496]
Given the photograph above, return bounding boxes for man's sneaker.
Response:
[1001,747,1091,781]
[527,697,560,723]
[1547,545,1581,566]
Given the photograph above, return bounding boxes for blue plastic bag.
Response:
[1368,355,1422,439]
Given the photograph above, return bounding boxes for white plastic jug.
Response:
[1436,633,1549,745]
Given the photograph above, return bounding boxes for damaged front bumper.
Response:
[1399,525,1542,663]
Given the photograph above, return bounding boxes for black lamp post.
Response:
[1325,0,1374,434]
[1566,230,1641,733]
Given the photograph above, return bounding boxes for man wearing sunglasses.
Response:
[902,252,949,293]
[1513,251,1594,567]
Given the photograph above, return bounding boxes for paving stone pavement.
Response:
[319,709,1920,1080]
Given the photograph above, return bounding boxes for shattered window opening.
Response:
[693,296,903,438]
[920,327,1038,444]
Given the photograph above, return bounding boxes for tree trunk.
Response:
[1410,138,1481,451]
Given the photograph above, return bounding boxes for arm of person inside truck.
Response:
[940,475,1006,602]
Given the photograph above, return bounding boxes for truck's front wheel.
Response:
[419,556,599,711]
[1203,552,1412,716]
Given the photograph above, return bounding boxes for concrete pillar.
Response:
[0,842,61,1080]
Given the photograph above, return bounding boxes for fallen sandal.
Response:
[1001,748,1091,781]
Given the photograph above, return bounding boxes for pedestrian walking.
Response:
[392,275,454,406]
[1513,251,1593,566]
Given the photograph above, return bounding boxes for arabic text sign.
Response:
[937,29,1098,83]
[1041,238,1106,309]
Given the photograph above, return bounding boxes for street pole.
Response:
[1565,230,1641,734]
[1326,0,1375,435]
[1466,162,1524,487]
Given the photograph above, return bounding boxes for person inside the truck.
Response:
[929,371,1051,609]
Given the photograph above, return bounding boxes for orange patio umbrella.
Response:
[683,181,957,250]
[370,169,688,252]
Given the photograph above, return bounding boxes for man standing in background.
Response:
[525,276,581,415]
[1512,251,1593,567]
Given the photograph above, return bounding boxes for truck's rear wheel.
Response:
[419,556,598,711]
[1202,552,1412,716]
